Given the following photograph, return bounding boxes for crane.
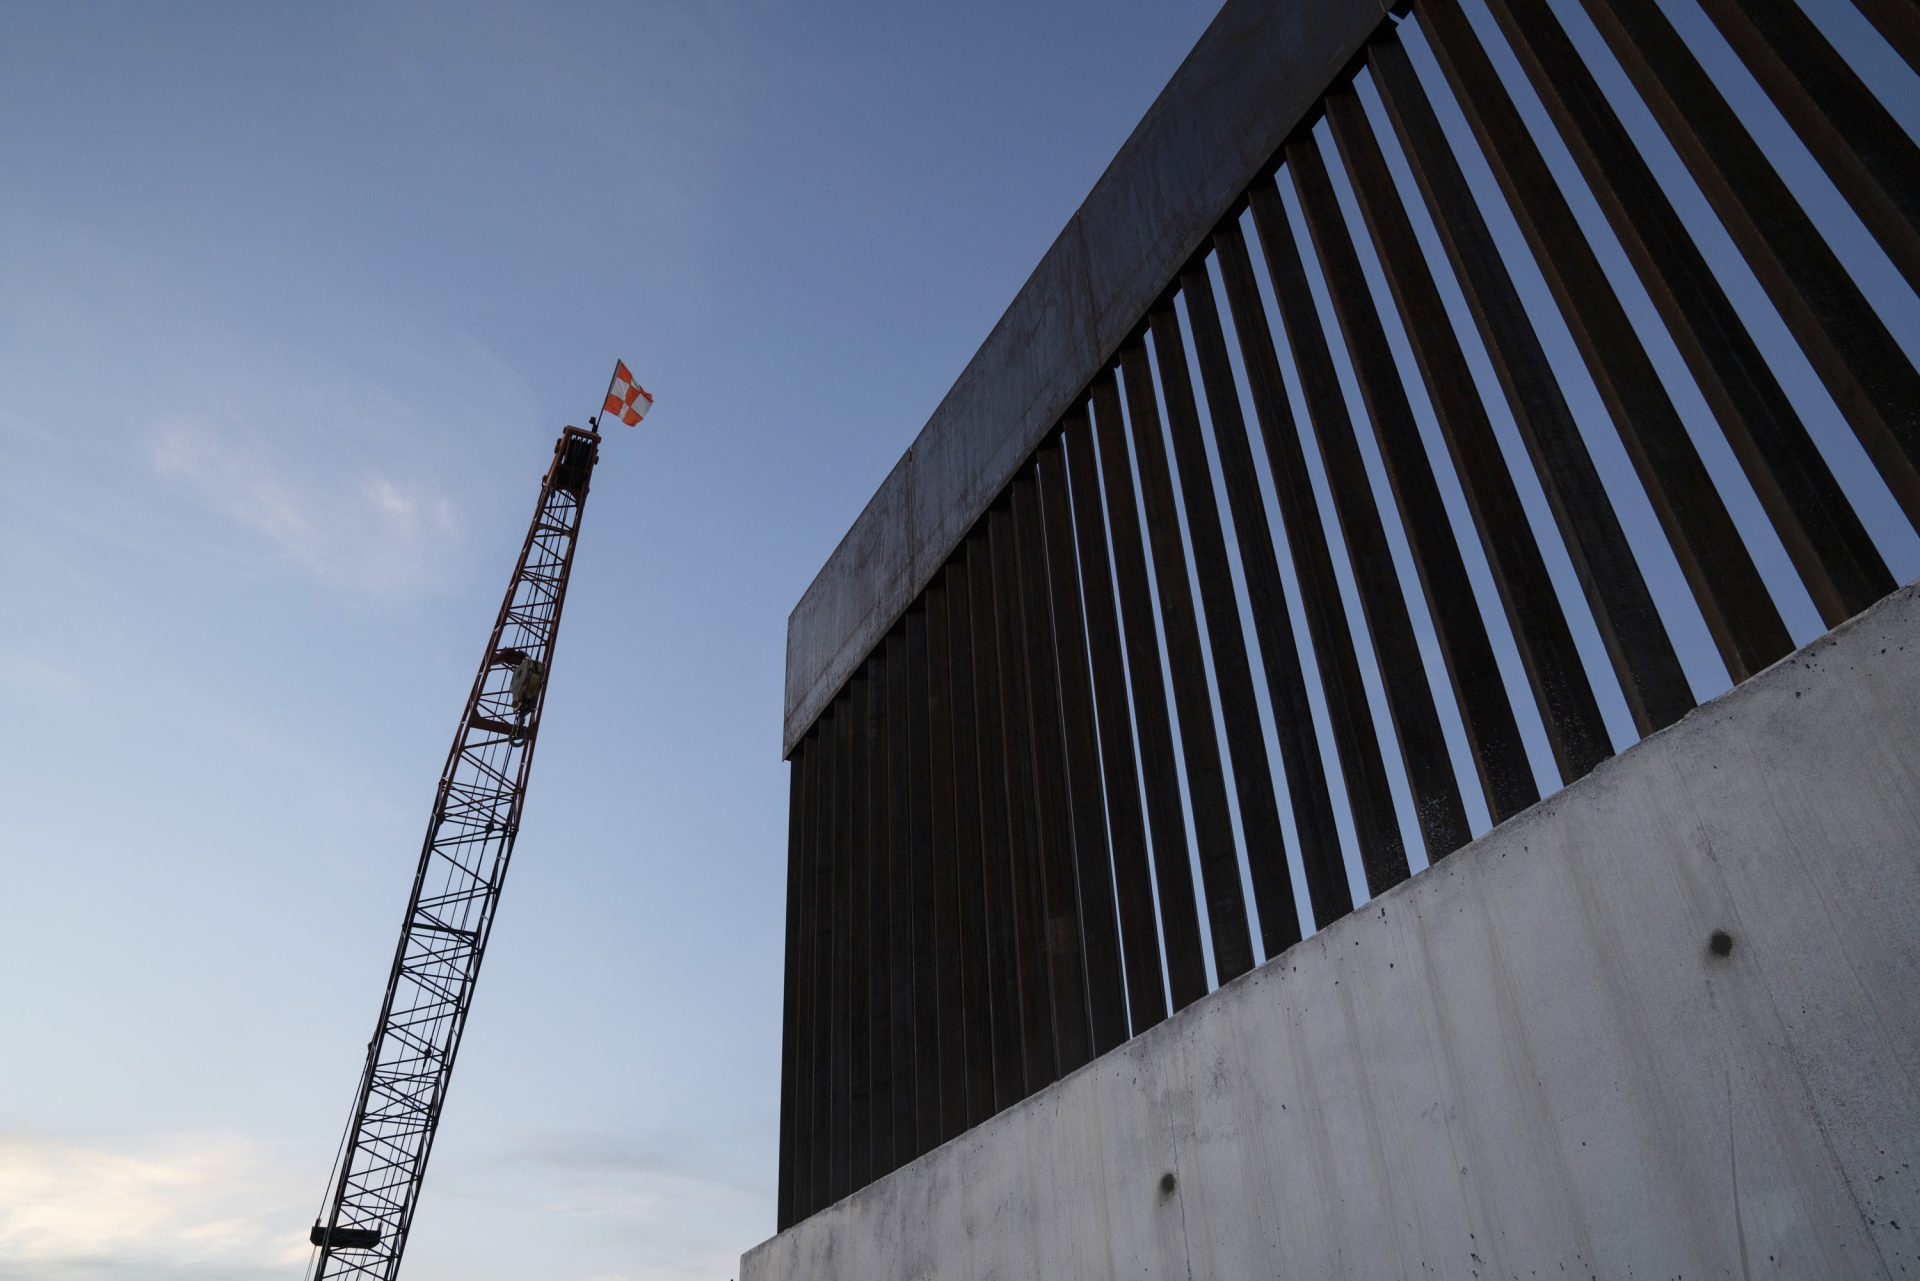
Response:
[304,363,652,1280]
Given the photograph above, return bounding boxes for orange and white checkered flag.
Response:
[604,361,653,426]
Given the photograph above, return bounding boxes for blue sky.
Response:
[0,3,1223,1278]
[3,1,1917,1279]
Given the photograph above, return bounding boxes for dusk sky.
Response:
[3,2,1916,1280]
[0,3,1226,1278]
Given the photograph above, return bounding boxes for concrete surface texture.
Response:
[781,0,1391,757]
[744,583,1920,1279]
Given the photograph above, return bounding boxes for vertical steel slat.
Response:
[1012,468,1095,1074]
[1146,308,1303,957]
[1090,370,1213,1008]
[1218,203,1411,896]
[1415,0,1803,676]
[1365,34,1694,741]
[791,738,820,1220]
[902,607,943,1155]
[845,675,874,1190]
[1060,407,1173,1032]
[920,579,974,1139]
[884,630,920,1167]
[988,497,1061,1095]
[807,711,835,1215]
[965,526,1032,1110]
[1182,255,1352,930]
[1849,0,1920,78]
[1695,0,1920,296]
[827,697,852,1203]
[1274,135,1543,821]
[1255,163,1490,839]
[1441,0,1886,645]
[1036,433,1132,1053]
[776,741,807,1229]
[865,652,896,1180]
[941,554,1003,1127]
[1294,120,1615,788]
[1568,0,1920,540]
[1116,340,1257,980]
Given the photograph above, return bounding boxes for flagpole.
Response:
[591,363,620,432]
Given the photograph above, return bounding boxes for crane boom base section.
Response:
[308,424,603,1281]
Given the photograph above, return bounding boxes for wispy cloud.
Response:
[475,1129,765,1280]
[0,1132,308,1279]
[0,650,91,703]
[149,417,460,594]
[514,1128,698,1177]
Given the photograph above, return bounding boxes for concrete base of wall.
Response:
[743,584,1920,1281]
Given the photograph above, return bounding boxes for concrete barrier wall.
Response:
[743,583,1920,1280]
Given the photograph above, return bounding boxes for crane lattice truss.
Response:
[310,426,602,1281]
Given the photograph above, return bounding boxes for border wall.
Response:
[749,583,1920,1279]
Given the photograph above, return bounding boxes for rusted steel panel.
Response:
[1145,309,1301,958]
[1570,0,1920,540]
[1364,34,1692,741]
[883,631,920,1168]
[776,741,807,1229]
[846,675,874,1190]
[1181,256,1349,932]
[806,716,834,1216]
[1036,434,1132,1053]
[919,580,974,1140]
[966,525,1032,1110]
[1011,470,1095,1074]
[1061,407,1171,1032]
[1259,158,1486,840]
[1286,100,1541,818]
[1850,0,1920,78]
[989,494,1067,1095]
[1328,84,1597,795]
[864,652,898,1178]
[827,697,852,1203]
[1443,0,1887,645]
[1117,340,1257,980]
[1415,0,1801,677]
[1220,197,1409,898]
[940,555,1003,1127]
[902,609,943,1155]
[1091,372,1212,1008]
[1697,0,1920,297]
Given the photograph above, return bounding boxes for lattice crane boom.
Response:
[306,417,607,1281]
